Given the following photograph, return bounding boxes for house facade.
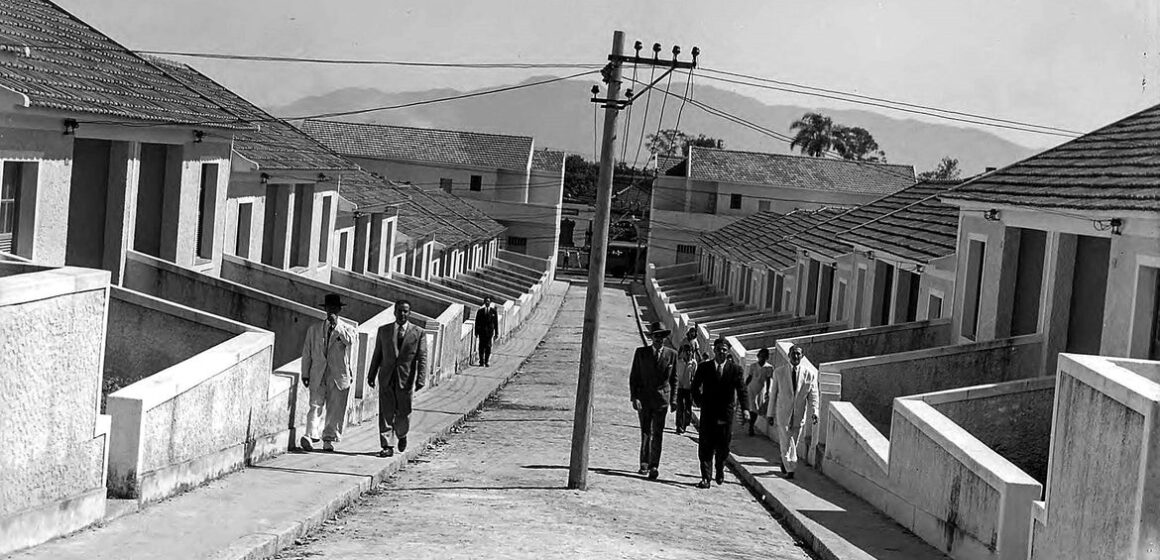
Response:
[648,146,915,267]
[299,120,562,265]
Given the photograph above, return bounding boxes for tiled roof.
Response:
[0,1,245,128]
[689,147,915,195]
[148,57,355,172]
[700,208,848,269]
[338,169,411,213]
[301,119,533,171]
[943,104,1160,211]
[411,185,506,245]
[656,154,685,176]
[838,180,963,263]
[532,149,565,173]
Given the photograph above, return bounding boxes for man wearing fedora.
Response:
[367,300,427,458]
[629,321,678,480]
[299,293,357,452]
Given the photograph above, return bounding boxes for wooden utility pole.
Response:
[568,30,625,490]
[567,31,698,490]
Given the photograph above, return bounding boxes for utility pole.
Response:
[568,31,698,490]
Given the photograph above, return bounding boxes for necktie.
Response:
[397,323,405,346]
[792,366,799,393]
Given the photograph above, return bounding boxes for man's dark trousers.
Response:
[698,419,732,480]
[638,405,667,469]
[478,336,492,366]
[675,388,693,431]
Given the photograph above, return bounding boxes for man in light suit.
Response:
[766,344,819,479]
[629,321,678,480]
[368,300,428,458]
[300,294,357,452]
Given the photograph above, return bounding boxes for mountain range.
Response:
[271,76,1044,175]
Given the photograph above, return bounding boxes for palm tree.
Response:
[789,112,836,157]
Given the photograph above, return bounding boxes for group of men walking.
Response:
[629,322,819,488]
[298,293,500,457]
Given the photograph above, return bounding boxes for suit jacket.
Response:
[301,319,357,390]
[629,345,677,409]
[475,305,499,339]
[767,362,820,434]
[367,321,428,394]
[692,359,748,425]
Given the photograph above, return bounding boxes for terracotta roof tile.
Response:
[532,149,565,173]
[837,180,962,263]
[301,119,533,171]
[688,147,914,195]
[0,1,245,128]
[148,57,355,172]
[700,208,848,269]
[944,104,1160,211]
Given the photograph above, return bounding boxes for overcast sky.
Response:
[57,0,1159,149]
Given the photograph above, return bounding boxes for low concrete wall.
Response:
[124,251,325,367]
[220,254,396,324]
[103,287,237,412]
[496,249,549,273]
[651,261,699,280]
[0,267,113,555]
[823,335,1044,436]
[331,268,457,320]
[105,330,277,504]
[1030,354,1160,560]
[824,378,1050,560]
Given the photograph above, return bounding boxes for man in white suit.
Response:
[300,294,357,452]
[766,344,819,479]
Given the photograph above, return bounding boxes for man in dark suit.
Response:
[629,321,678,480]
[474,295,499,367]
[691,336,749,488]
[367,300,428,458]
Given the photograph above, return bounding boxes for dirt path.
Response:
[275,282,813,559]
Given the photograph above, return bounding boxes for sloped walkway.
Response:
[5,281,569,560]
[631,285,949,560]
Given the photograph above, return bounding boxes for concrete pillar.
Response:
[102,141,140,284]
[382,216,397,278]
[1041,232,1077,376]
[352,213,370,274]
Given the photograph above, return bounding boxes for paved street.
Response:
[275,282,813,559]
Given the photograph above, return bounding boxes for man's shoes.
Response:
[779,463,786,475]
[748,426,756,436]
[648,468,659,480]
[378,447,395,458]
[322,441,335,452]
[696,479,711,489]
[299,436,316,451]
[398,437,408,452]
[675,427,684,435]
[637,465,649,475]
[785,471,795,480]
[715,473,725,485]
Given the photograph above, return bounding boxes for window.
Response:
[676,244,696,264]
[338,231,349,268]
[440,178,453,193]
[507,236,527,254]
[928,293,944,320]
[195,163,219,261]
[730,193,742,209]
[872,261,895,326]
[962,239,987,340]
[235,202,253,259]
[0,162,24,254]
[758,200,771,212]
[289,184,312,268]
[470,175,482,192]
[835,279,847,322]
[1010,228,1047,336]
[318,195,332,263]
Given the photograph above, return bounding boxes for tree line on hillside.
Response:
[563,113,961,202]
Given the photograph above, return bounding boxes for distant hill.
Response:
[273,76,1041,175]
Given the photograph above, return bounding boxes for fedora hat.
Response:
[318,293,346,309]
[646,321,671,338]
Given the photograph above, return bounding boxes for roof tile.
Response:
[301,119,533,171]
[689,147,915,195]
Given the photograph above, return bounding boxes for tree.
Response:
[789,112,887,162]
[917,156,962,181]
[789,112,836,157]
[647,129,726,157]
[833,126,886,162]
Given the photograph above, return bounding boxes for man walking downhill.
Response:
[475,295,499,367]
[629,321,678,480]
[367,300,428,458]
[691,337,748,489]
[767,344,819,479]
[300,294,357,452]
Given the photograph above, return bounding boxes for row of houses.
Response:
[0,0,562,554]
[646,105,1160,559]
